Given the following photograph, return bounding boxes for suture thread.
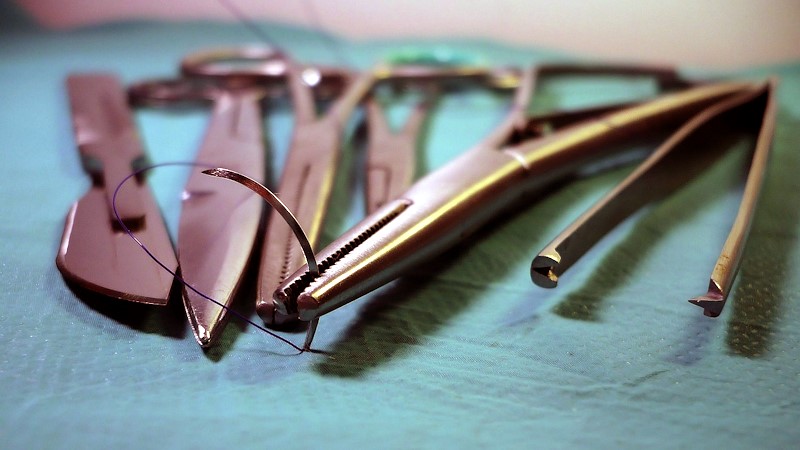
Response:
[112,161,305,353]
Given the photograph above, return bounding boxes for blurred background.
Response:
[12,0,800,68]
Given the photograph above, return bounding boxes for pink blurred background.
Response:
[13,0,800,68]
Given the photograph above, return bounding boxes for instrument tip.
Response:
[688,281,726,317]
[256,298,300,326]
[296,293,321,319]
[195,324,215,348]
[201,167,228,177]
[531,254,560,288]
[688,296,725,318]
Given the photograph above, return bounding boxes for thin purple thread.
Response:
[218,0,354,68]
[112,161,304,354]
[217,0,279,48]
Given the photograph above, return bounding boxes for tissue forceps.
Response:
[56,74,177,305]
[532,78,777,317]
[273,65,761,326]
[261,62,523,327]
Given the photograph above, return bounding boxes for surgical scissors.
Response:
[128,48,296,346]
[183,48,377,329]
[272,64,763,329]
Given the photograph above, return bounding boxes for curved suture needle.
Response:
[202,167,321,349]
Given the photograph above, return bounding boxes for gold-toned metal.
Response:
[260,60,529,337]
[531,80,776,319]
[689,79,778,316]
[273,65,755,322]
[256,65,375,326]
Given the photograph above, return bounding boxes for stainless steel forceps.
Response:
[246,56,375,326]
[272,65,766,326]
[364,62,520,214]
[531,77,777,317]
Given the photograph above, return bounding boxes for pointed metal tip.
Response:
[200,167,226,177]
[184,298,226,348]
[195,324,215,348]
[303,318,319,351]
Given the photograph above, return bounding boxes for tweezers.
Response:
[56,74,177,305]
[272,65,765,325]
[532,78,777,317]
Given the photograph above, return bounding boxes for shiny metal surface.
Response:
[177,89,265,347]
[364,92,432,214]
[530,82,772,309]
[130,46,358,345]
[257,65,374,325]
[201,167,319,276]
[273,67,757,321]
[262,62,525,327]
[689,79,778,316]
[130,71,272,345]
[56,74,176,305]
[180,46,350,98]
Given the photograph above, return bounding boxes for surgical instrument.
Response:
[531,79,777,317]
[363,91,432,214]
[130,68,272,347]
[231,56,374,328]
[167,46,375,331]
[272,66,761,327]
[56,74,177,305]
[363,61,520,214]
[262,61,522,328]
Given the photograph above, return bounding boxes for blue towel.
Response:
[1,5,799,448]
